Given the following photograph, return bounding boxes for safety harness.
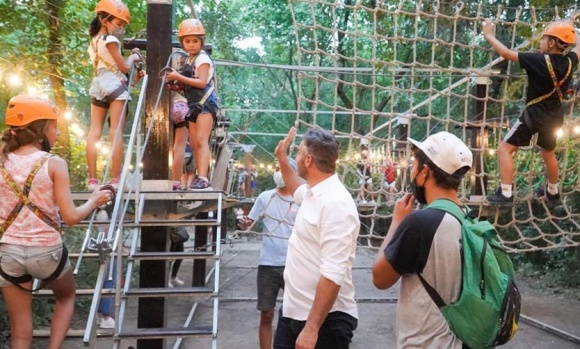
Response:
[526,54,572,106]
[0,153,68,292]
[90,35,128,109]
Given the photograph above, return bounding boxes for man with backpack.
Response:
[372,132,520,349]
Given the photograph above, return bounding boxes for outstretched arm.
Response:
[482,18,519,62]
[274,127,305,196]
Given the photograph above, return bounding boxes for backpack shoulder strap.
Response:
[426,198,469,223]
[417,199,469,308]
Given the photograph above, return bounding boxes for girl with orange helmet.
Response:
[482,18,579,205]
[0,95,111,349]
[86,0,142,190]
[164,18,220,190]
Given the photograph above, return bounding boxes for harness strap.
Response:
[0,244,68,292]
[91,36,124,80]
[186,52,216,105]
[527,55,572,107]
[0,153,60,234]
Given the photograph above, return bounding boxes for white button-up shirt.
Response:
[282,174,360,320]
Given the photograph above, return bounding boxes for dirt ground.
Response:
[26,238,580,349]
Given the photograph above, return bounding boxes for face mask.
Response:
[410,171,428,205]
[110,26,125,41]
[273,171,285,188]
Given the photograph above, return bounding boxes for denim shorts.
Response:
[0,244,71,288]
[257,265,285,311]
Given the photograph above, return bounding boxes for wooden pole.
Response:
[138,1,173,348]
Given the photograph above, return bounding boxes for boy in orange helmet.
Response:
[482,19,579,205]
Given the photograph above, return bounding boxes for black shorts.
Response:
[186,102,218,127]
[257,265,284,311]
[504,107,563,151]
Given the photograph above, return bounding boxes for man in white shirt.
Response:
[273,127,360,349]
[244,159,299,349]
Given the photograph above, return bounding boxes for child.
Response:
[86,0,142,190]
[482,19,579,204]
[357,149,375,204]
[383,158,398,202]
[170,50,191,191]
[165,18,220,190]
[0,95,111,348]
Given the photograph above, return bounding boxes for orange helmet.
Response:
[94,0,130,24]
[5,95,60,127]
[178,19,205,38]
[543,21,576,44]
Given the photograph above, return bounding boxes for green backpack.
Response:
[418,199,521,349]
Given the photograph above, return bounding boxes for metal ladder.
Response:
[108,189,224,349]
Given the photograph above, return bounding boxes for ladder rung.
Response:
[123,219,220,227]
[130,251,216,260]
[117,326,214,339]
[124,286,215,298]
[33,328,113,337]
[33,288,116,297]
[71,191,224,201]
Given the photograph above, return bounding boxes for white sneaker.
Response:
[99,317,115,329]
[168,277,185,288]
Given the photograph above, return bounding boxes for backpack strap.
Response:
[416,199,469,308]
[527,55,572,106]
[0,153,60,235]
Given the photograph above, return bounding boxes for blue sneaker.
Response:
[535,187,560,201]
[189,177,212,191]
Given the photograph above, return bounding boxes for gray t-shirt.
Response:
[248,189,298,266]
[385,208,464,349]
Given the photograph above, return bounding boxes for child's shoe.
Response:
[87,178,99,191]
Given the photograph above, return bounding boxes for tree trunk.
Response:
[46,0,70,158]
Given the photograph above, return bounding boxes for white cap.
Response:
[408,131,473,178]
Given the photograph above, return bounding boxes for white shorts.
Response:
[384,181,396,189]
[359,177,372,185]
[89,69,130,101]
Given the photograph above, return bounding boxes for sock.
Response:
[500,184,512,198]
[547,182,559,195]
[199,176,209,182]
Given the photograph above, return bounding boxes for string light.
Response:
[6,73,22,87]
[556,128,564,138]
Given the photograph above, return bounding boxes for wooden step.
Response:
[117,326,214,339]
[130,251,216,260]
[123,286,215,298]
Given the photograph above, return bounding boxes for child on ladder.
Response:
[86,0,142,190]
[482,18,579,204]
[165,18,220,190]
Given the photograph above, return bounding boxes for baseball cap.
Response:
[408,131,473,178]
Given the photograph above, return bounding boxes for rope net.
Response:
[253,0,580,253]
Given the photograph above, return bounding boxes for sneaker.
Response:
[109,178,120,190]
[189,177,212,190]
[168,277,185,288]
[87,178,99,191]
[172,181,183,191]
[99,316,115,329]
[535,187,560,201]
[486,189,513,205]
